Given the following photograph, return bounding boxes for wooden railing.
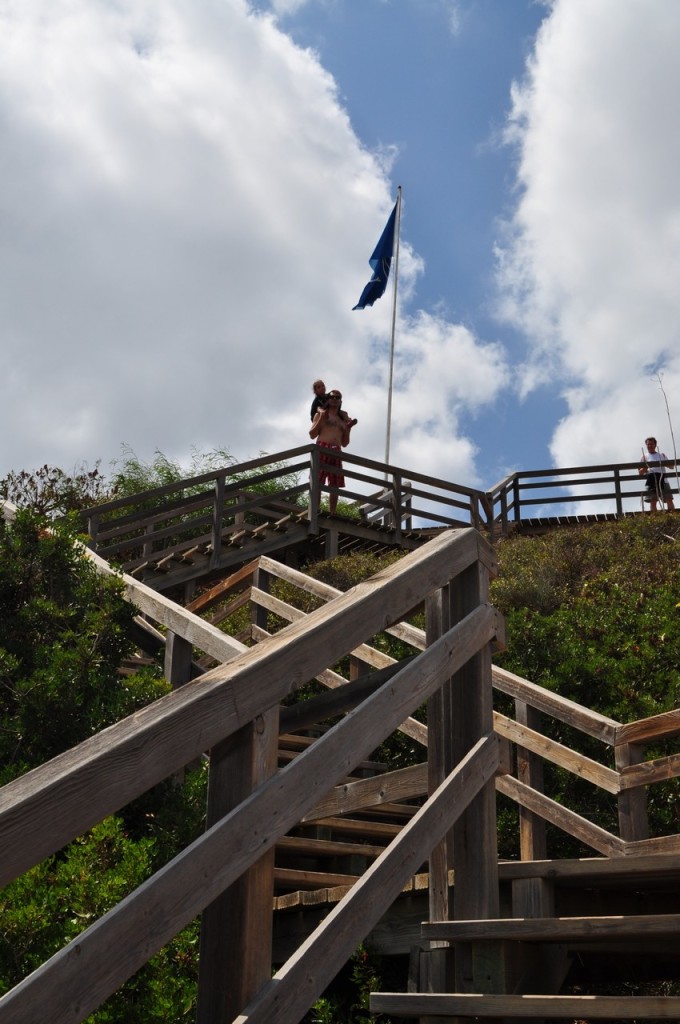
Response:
[78,445,491,571]
[77,451,680,575]
[488,458,679,533]
[239,556,680,860]
[0,511,502,1024]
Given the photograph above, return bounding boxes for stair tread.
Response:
[423,912,680,941]
[370,992,680,1019]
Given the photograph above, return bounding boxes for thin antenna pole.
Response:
[654,372,680,499]
[384,185,402,468]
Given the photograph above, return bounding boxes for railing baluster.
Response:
[211,472,226,564]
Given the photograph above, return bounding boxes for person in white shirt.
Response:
[639,437,675,511]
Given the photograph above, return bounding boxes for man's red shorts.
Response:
[317,441,345,488]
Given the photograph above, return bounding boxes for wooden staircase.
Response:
[122,540,680,1019]
[7,480,680,1022]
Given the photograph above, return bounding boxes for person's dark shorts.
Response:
[645,473,671,497]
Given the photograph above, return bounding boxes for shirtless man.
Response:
[309,389,354,514]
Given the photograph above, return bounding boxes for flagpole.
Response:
[384,185,402,467]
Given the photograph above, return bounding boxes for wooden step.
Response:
[422,912,680,943]
[296,816,401,840]
[274,867,360,891]
[276,836,384,859]
[370,992,680,1019]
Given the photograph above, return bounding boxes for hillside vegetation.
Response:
[492,514,680,722]
[490,513,680,857]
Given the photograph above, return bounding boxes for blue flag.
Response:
[352,200,398,310]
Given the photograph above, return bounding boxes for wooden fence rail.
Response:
[79,446,491,575]
[209,554,680,861]
[76,451,679,577]
[488,457,679,532]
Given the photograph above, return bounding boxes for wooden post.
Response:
[325,526,339,558]
[196,706,279,1023]
[499,486,508,538]
[450,558,501,996]
[424,588,454,994]
[470,494,480,531]
[392,472,403,541]
[403,480,413,531]
[309,447,320,533]
[516,700,547,861]
[234,490,246,530]
[512,476,521,524]
[252,565,270,636]
[616,741,649,842]
[164,633,193,690]
[143,522,154,562]
[211,474,225,567]
[614,467,623,516]
[87,512,99,550]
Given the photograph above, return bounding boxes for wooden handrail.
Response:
[0,529,486,887]
[0,556,500,1023]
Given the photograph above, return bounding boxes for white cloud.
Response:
[0,0,507,490]
[497,0,680,467]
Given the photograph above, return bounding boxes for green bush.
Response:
[492,515,680,849]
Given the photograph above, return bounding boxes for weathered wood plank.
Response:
[493,711,620,794]
[0,599,499,1024]
[274,868,361,890]
[278,657,417,733]
[492,665,620,744]
[496,775,625,857]
[616,709,680,745]
[297,816,401,839]
[369,993,680,1018]
[497,852,680,884]
[185,558,260,614]
[302,763,428,822]
[619,749,680,789]
[422,912,680,942]
[276,836,385,859]
[622,833,680,857]
[234,736,499,1024]
[86,548,247,661]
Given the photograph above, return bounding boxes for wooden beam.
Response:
[185,558,260,613]
[496,775,624,857]
[616,709,680,745]
[369,993,680,1018]
[422,912,680,942]
[494,711,620,794]
[301,763,428,823]
[278,657,417,733]
[492,665,619,744]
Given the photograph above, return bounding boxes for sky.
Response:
[2,0,680,502]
